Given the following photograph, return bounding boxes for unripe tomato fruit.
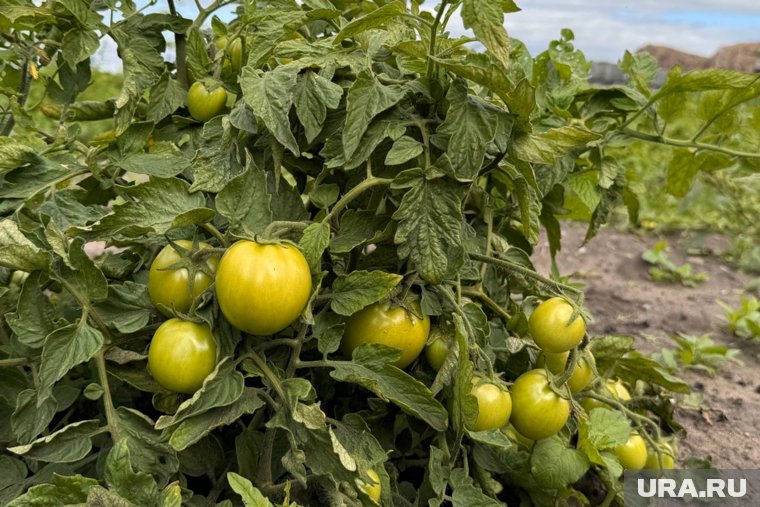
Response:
[342,300,430,369]
[187,81,228,122]
[148,240,219,317]
[580,378,632,412]
[148,319,217,394]
[645,442,676,470]
[509,369,570,440]
[215,241,312,336]
[469,378,512,432]
[425,326,452,371]
[538,350,595,393]
[615,432,647,470]
[502,424,534,449]
[357,469,381,504]
[528,297,586,353]
[214,36,243,72]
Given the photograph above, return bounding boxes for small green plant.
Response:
[642,240,708,286]
[653,333,741,377]
[720,296,760,340]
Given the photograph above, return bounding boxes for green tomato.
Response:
[645,442,676,470]
[148,240,219,317]
[502,424,534,449]
[615,432,648,470]
[469,378,512,432]
[580,379,632,413]
[148,319,217,394]
[215,240,312,336]
[528,297,586,353]
[356,469,381,504]
[187,81,228,122]
[538,350,596,393]
[342,300,430,369]
[425,326,453,371]
[509,369,570,440]
[215,36,244,72]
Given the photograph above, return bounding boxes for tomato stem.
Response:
[201,222,228,247]
[323,177,393,224]
[621,128,760,159]
[426,1,449,79]
[0,357,30,367]
[460,288,511,322]
[262,221,309,239]
[469,252,583,297]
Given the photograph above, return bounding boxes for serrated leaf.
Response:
[8,420,100,463]
[115,408,179,484]
[52,238,108,302]
[462,0,511,69]
[6,272,58,348]
[0,219,52,271]
[11,389,57,444]
[228,472,275,507]
[333,2,405,45]
[530,436,590,489]
[6,474,98,507]
[190,116,245,192]
[331,210,390,254]
[216,162,273,237]
[148,72,185,122]
[299,221,330,272]
[514,125,600,164]
[105,440,159,507]
[330,270,402,316]
[385,135,423,166]
[61,27,99,66]
[343,72,404,159]
[241,65,300,155]
[293,70,343,143]
[38,321,103,403]
[393,175,466,283]
[328,348,448,431]
[93,281,152,334]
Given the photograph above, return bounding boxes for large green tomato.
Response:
[509,369,570,440]
[148,319,217,394]
[538,350,595,393]
[148,240,219,317]
[528,297,586,353]
[424,326,453,371]
[215,241,312,336]
[187,81,228,122]
[615,432,647,470]
[580,379,632,412]
[469,378,512,432]
[214,36,244,72]
[342,300,430,369]
[356,469,381,504]
[645,442,676,470]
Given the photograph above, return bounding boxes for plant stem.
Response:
[0,357,30,367]
[460,288,510,322]
[294,359,334,369]
[255,338,299,352]
[621,128,760,159]
[469,252,583,296]
[322,177,393,223]
[426,1,449,78]
[262,221,309,239]
[247,349,290,414]
[285,325,308,378]
[0,58,32,136]
[95,349,121,442]
[201,222,228,247]
[167,0,188,89]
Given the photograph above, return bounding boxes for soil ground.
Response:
[532,224,760,468]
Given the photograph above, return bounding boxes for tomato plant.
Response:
[148,318,218,394]
[215,240,312,336]
[187,81,228,122]
[0,0,754,504]
[147,240,219,317]
[342,300,430,369]
[509,369,571,440]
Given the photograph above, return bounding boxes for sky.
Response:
[92,0,760,73]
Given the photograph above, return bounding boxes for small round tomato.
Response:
[502,424,534,449]
[580,378,632,412]
[509,369,570,441]
[538,350,595,394]
[528,297,586,353]
[187,81,228,122]
[342,300,430,369]
[615,432,647,470]
[357,469,381,504]
[214,36,244,72]
[148,240,219,317]
[425,326,453,371]
[148,319,217,394]
[469,378,512,432]
[215,240,312,336]
[645,442,676,470]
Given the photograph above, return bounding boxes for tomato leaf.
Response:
[8,420,100,463]
[227,473,275,507]
[5,475,98,507]
[104,440,159,507]
[241,65,300,155]
[293,70,344,143]
[530,436,590,490]
[216,162,273,237]
[329,270,403,316]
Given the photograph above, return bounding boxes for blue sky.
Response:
[92,0,760,73]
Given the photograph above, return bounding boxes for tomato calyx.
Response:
[155,236,218,302]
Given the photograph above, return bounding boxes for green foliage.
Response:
[0,0,758,505]
[720,295,760,340]
[652,333,741,377]
[642,240,708,286]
